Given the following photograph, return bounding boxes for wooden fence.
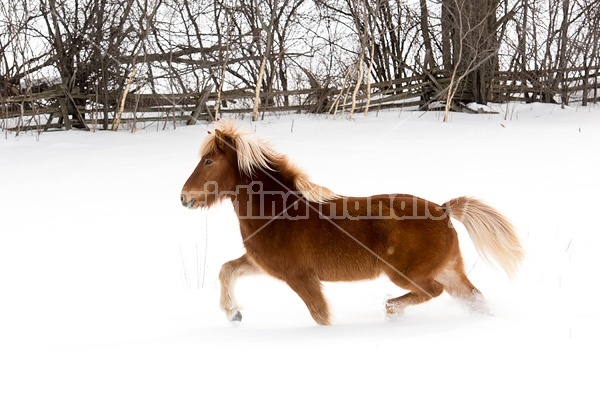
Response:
[2,67,599,133]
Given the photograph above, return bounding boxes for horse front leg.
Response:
[219,253,262,322]
[285,274,331,326]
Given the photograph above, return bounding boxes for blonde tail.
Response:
[445,197,524,280]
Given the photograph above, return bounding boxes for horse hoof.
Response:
[230,311,242,323]
[385,310,404,322]
[384,298,405,319]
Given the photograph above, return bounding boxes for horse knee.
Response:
[220,258,237,280]
[219,262,235,285]
[219,254,256,284]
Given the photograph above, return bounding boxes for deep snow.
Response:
[1,104,599,399]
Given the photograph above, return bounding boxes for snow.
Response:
[1,104,599,399]
[465,102,496,113]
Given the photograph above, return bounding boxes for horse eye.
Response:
[204,159,213,166]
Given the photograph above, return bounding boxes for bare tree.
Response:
[252,0,279,121]
[4,0,600,132]
[419,0,436,71]
[440,0,513,105]
[579,0,600,105]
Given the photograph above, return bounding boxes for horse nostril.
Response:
[180,193,197,209]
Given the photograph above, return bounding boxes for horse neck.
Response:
[232,170,301,225]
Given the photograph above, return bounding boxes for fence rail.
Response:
[2,67,599,133]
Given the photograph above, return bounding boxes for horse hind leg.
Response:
[384,278,444,316]
[219,253,262,322]
[435,257,489,314]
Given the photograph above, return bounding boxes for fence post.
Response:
[58,96,72,130]
[187,85,214,125]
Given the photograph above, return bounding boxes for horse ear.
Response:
[214,129,225,145]
[213,128,231,152]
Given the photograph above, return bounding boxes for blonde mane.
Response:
[200,120,339,203]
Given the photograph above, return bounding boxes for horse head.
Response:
[180,128,238,209]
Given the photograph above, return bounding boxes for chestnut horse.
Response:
[181,121,524,325]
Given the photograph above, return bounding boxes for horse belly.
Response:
[306,223,385,282]
[316,257,381,282]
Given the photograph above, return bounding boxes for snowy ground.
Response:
[1,104,599,399]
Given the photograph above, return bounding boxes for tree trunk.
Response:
[445,0,500,104]
[441,0,454,71]
[557,0,570,107]
[419,0,435,71]
[252,0,278,122]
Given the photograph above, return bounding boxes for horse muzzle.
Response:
[180,193,197,209]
